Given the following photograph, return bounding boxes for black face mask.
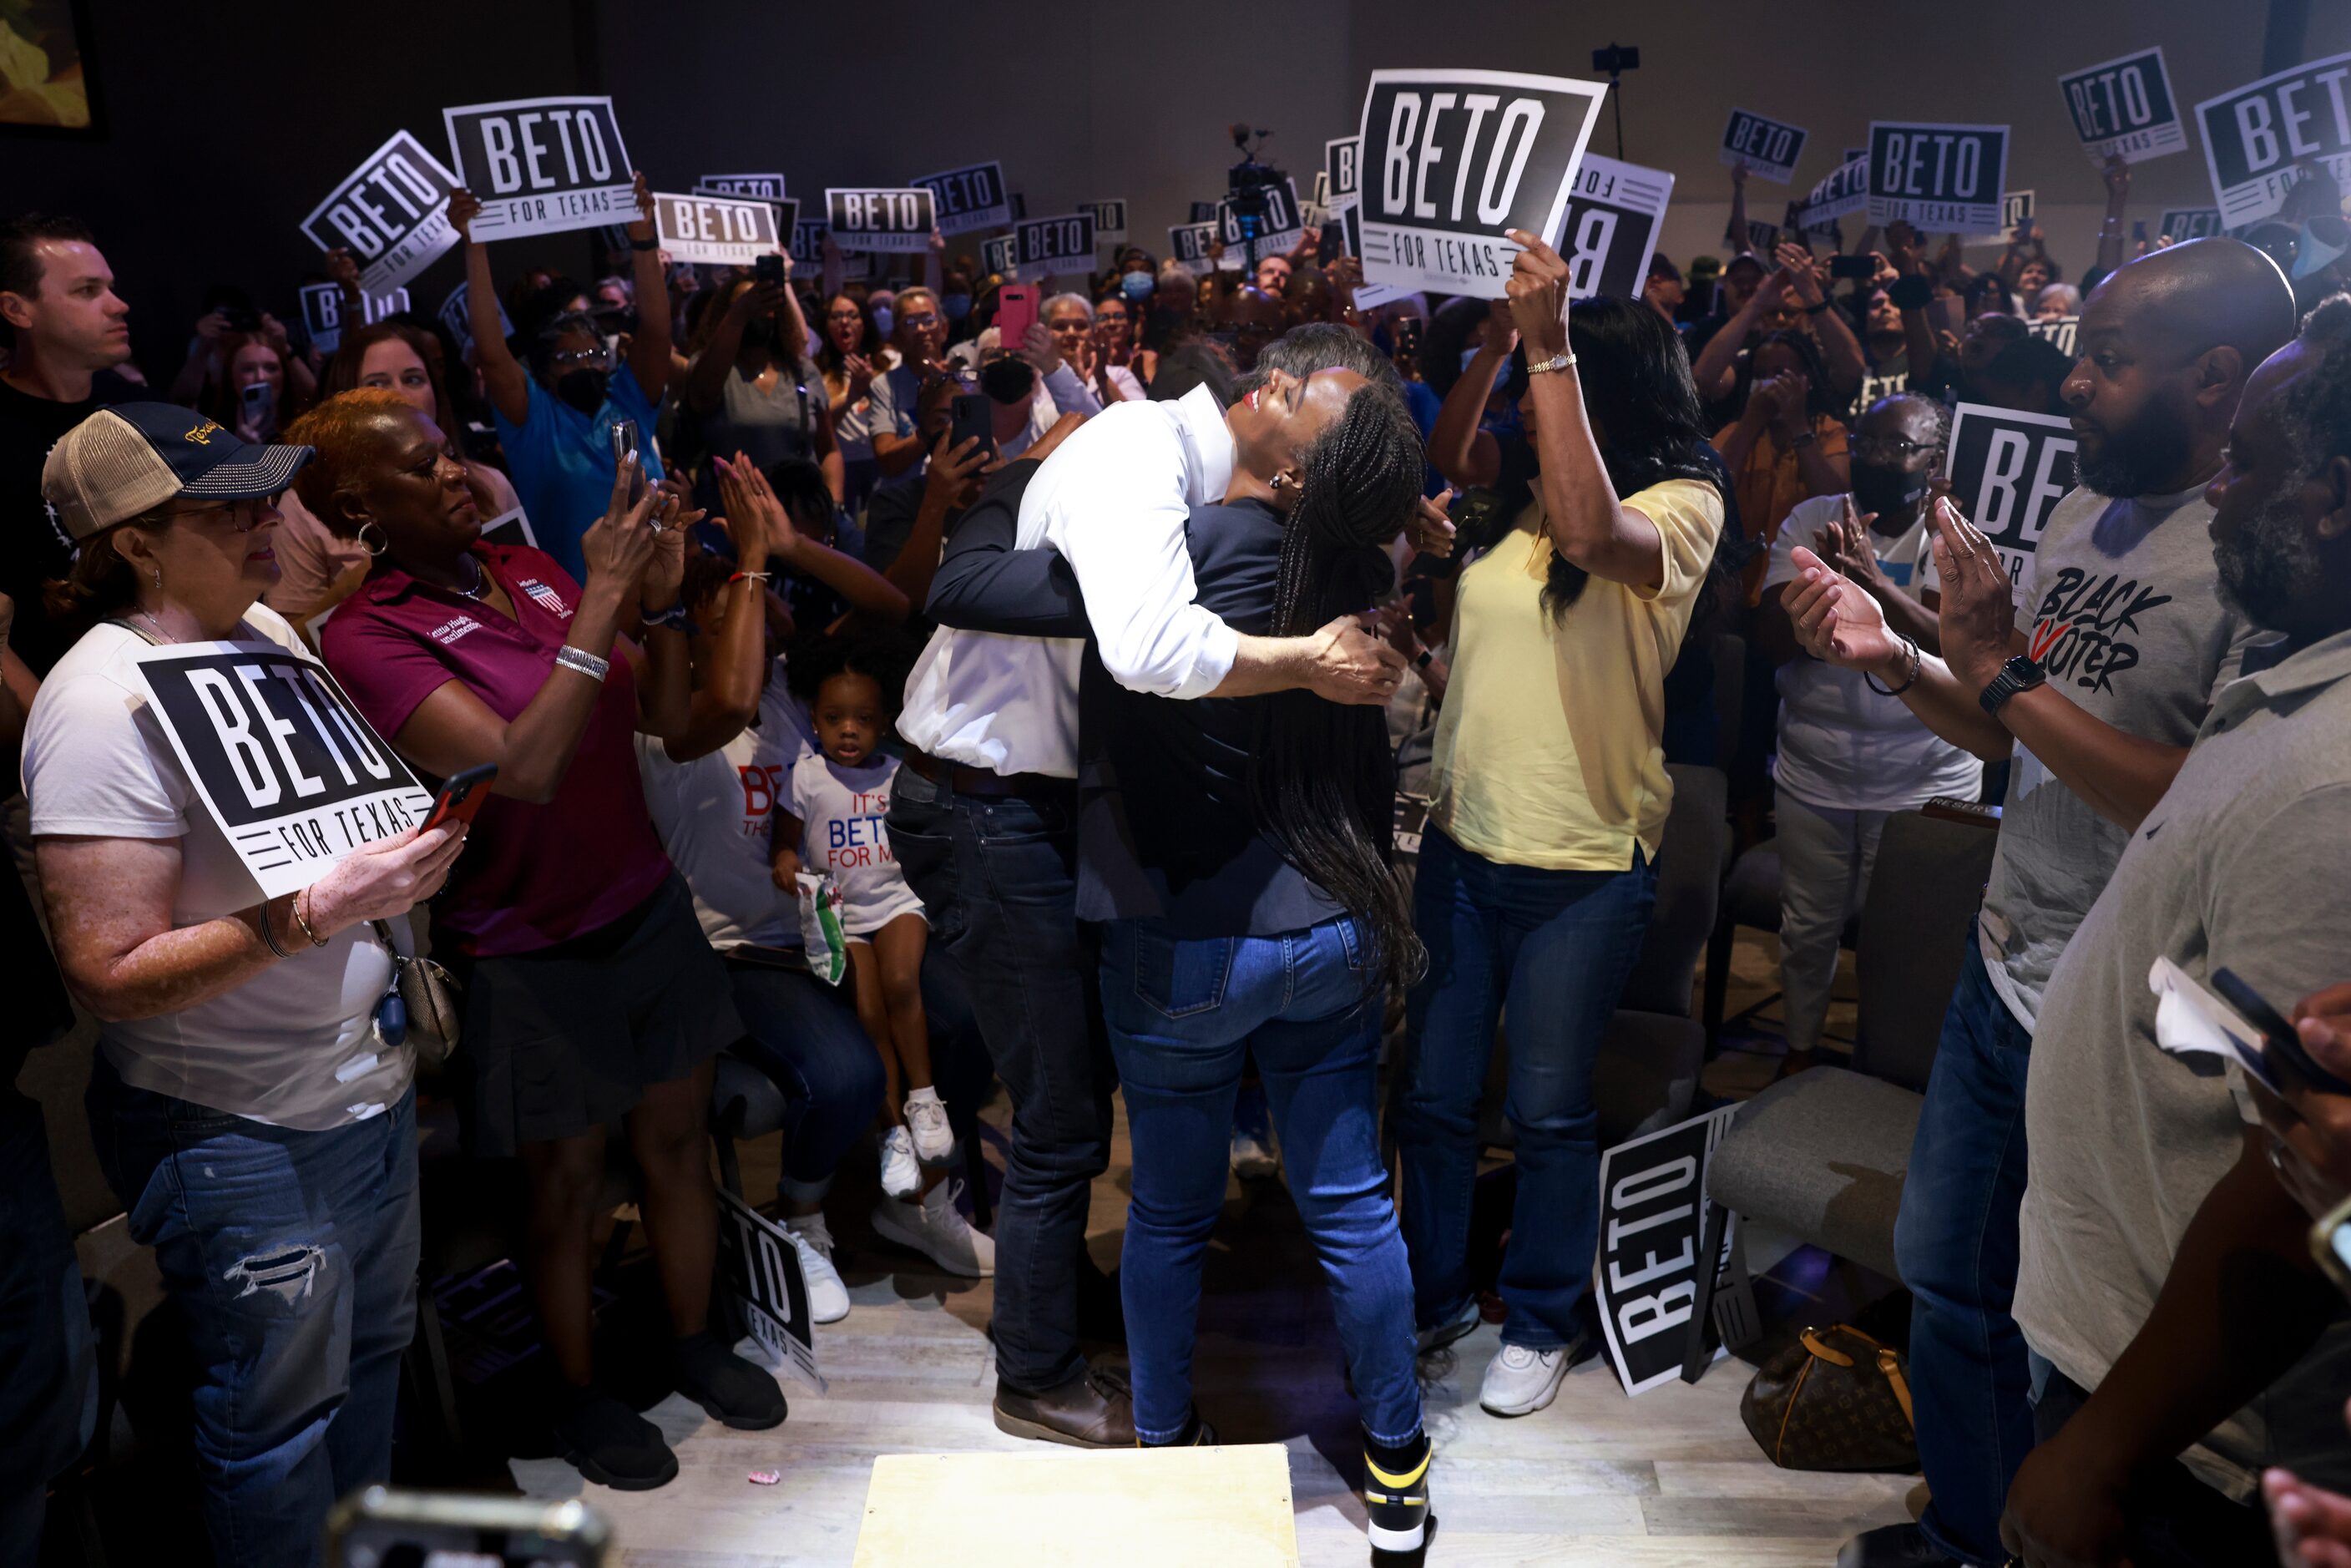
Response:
[554,367,610,415]
[978,357,1035,405]
[739,314,781,355]
[1848,461,1931,518]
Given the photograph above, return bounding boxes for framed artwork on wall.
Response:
[0,0,102,138]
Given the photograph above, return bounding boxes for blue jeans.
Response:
[887,766,1110,1394]
[88,1056,420,1568]
[1893,927,2036,1566]
[726,948,978,1201]
[1101,914,1421,1446]
[1396,829,1657,1349]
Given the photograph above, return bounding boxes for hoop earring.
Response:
[356,520,388,559]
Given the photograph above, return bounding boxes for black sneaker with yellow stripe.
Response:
[1363,1429,1433,1565]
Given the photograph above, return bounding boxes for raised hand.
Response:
[579,453,661,597]
[626,169,656,241]
[1408,487,1458,561]
[923,430,992,510]
[842,352,875,401]
[1019,321,1062,376]
[1926,497,2018,690]
[2102,154,2131,200]
[1501,229,1570,357]
[640,478,697,615]
[711,453,771,574]
[1814,495,1885,589]
[447,188,483,242]
[326,246,363,297]
[1783,545,1902,670]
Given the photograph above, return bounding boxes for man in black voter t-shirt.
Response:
[0,214,137,675]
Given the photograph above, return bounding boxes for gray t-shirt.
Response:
[1974,481,2266,1029]
[2016,630,2351,1498]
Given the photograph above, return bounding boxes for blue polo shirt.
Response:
[491,364,665,583]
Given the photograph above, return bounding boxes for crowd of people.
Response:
[4,131,2351,1568]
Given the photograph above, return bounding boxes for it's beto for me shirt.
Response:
[1973,482,2268,1029]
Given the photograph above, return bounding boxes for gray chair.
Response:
[1691,808,1998,1355]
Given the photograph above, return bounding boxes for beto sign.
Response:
[1941,402,2080,604]
[442,96,634,242]
[1354,67,1609,300]
[2058,47,2187,165]
[909,160,1011,235]
[1016,212,1097,273]
[2196,51,2351,227]
[1595,1106,1738,1396]
[654,191,781,267]
[1720,109,1808,185]
[1326,135,1362,214]
[1867,121,2010,232]
[824,187,937,253]
[1560,154,1675,302]
[300,131,462,298]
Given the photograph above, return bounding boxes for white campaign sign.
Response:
[1595,1105,1739,1397]
[825,187,937,254]
[2057,47,2187,165]
[1169,220,1241,273]
[2196,51,2351,228]
[2027,315,2079,358]
[716,1189,824,1389]
[979,233,1032,282]
[299,285,412,356]
[442,95,635,242]
[910,161,1011,235]
[1944,402,2081,604]
[1720,108,1809,185]
[654,190,781,267]
[1079,200,1128,245]
[1867,121,2010,232]
[1560,154,1675,302]
[696,171,786,204]
[1326,135,1362,215]
[1354,67,1609,300]
[1794,154,1870,232]
[300,131,462,298]
[1217,177,1305,255]
[128,639,432,899]
[1016,212,1097,275]
[2159,206,2224,241]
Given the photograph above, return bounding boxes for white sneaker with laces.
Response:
[879,1125,922,1199]
[905,1091,954,1164]
[870,1181,995,1277]
[1479,1338,1576,1417]
[782,1213,850,1324]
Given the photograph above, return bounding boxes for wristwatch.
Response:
[1526,351,1577,376]
[1978,654,2047,716]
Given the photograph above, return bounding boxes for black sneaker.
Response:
[1838,1523,1968,1568]
[550,1385,679,1491]
[675,1330,788,1430]
[1365,1431,1433,1565]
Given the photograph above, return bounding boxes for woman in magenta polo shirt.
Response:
[291,388,782,1491]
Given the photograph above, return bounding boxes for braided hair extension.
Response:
[1248,382,1430,994]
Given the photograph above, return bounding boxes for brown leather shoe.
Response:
[992,1366,1136,1448]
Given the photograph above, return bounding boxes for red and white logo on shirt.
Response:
[515,579,573,620]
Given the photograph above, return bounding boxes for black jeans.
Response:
[887,763,1110,1395]
[0,1091,95,1565]
[2030,1361,2273,1567]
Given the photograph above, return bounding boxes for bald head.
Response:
[2086,237,2297,366]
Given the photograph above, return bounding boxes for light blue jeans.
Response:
[1100,913,1421,1446]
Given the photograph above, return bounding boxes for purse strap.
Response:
[1877,1348,1915,1429]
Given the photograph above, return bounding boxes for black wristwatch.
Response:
[1978,654,2047,716]
[629,235,658,251]
[1415,649,1434,670]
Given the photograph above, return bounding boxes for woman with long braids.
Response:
[1408,243,1728,1420]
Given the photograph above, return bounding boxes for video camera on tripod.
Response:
[1225,122,1286,264]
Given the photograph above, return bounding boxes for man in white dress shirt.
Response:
[887,329,1414,1448]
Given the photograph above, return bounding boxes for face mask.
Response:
[554,368,611,415]
[872,306,894,340]
[1848,461,1930,518]
[1120,271,1155,302]
[739,314,779,352]
[978,356,1036,405]
[941,293,973,321]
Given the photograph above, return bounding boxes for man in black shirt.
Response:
[0,214,134,674]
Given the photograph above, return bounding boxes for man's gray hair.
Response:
[1043,291,1094,324]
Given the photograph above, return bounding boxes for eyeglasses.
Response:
[549,346,612,370]
[899,312,940,329]
[170,498,276,532]
[1852,435,1933,460]
[827,308,864,321]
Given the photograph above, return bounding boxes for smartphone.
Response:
[2313,1191,2351,1299]
[224,306,262,333]
[2213,967,2351,1095]
[948,392,994,459]
[996,283,1039,351]
[754,253,785,287]
[326,1486,609,1567]
[240,381,276,425]
[421,763,498,835]
[1315,220,1342,266]
[1828,254,1875,281]
[607,417,645,508]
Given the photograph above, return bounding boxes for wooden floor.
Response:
[500,935,1912,1566]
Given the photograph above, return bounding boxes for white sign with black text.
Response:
[1867,121,2010,232]
[2002,190,2035,232]
[1943,402,2081,604]
[824,187,937,254]
[978,233,1030,282]
[1169,220,1241,273]
[2196,52,2351,228]
[1795,154,1870,232]
[1016,212,1097,276]
[1354,67,1609,300]
[1079,200,1128,246]
[654,191,781,267]
[1326,135,1362,215]
[909,161,1010,235]
[696,172,786,205]
[1560,154,1675,302]
[128,639,433,899]
[1595,1105,1739,1397]
[715,1189,823,1390]
[1720,109,1808,185]
[1217,178,1305,254]
[442,96,635,242]
[2160,207,2225,241]
[300,131,461,298]
[2058,47,2187,165]
[299,285,412,356]
[2026,315,2079,358]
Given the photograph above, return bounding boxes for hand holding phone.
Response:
[421,763,498,835]
[2215,969,2351,1097]
[608,418,645,508]
[755,253,785,287]
[995,284,1039,352]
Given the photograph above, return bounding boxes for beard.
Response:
[2076,387,2195,498]
[2213,483,2321,631]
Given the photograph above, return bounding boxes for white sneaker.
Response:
[879,1125,921,1199]
[1479,1338,1578,1417]
[782,1213,850,1324]
[870,1181,995,1277]
[905,1091,954,1164]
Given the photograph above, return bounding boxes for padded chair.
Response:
[1711,632,1747,774]
[1691,808,1998,1354]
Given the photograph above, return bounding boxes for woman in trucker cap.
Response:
[20,402,465,1568]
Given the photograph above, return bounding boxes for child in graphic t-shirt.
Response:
[771,646,946,1201]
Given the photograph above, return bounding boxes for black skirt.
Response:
[450,874,741,1156]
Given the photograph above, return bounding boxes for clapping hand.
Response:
[1814,496,1887,591]
[1926,497,2019,690]
[1781,545,1903,671]
[640,476,699,615]
[710,452,771,575]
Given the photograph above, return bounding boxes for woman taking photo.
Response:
[267,320,523,624]
[1412,240,1727,1419]
[817,291,891,510]
[1711,327,1850,573]
[292,388,781,1492]
[1094,281,1155,390]
[24,403,465,1566]
[681,262,843,508]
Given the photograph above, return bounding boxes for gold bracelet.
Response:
[291,888,328,948]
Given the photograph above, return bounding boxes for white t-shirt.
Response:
[22,608,406,1130]
[787,751,924,937]
[635,661,815,949]
[1762,494,1984,812]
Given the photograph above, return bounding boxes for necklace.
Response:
[453,554,491,601]
[134,609,174,644]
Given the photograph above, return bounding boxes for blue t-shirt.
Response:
[492,364,666,583]
[1401,378,1446,498]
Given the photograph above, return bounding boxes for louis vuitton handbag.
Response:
[1740,1325,1918,1472]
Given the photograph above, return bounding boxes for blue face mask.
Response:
[942,292,973,321]
[1120,271,1155,301]
[872,305,894,339]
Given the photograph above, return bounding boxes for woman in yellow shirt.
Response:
[1413,241,1728,1419]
